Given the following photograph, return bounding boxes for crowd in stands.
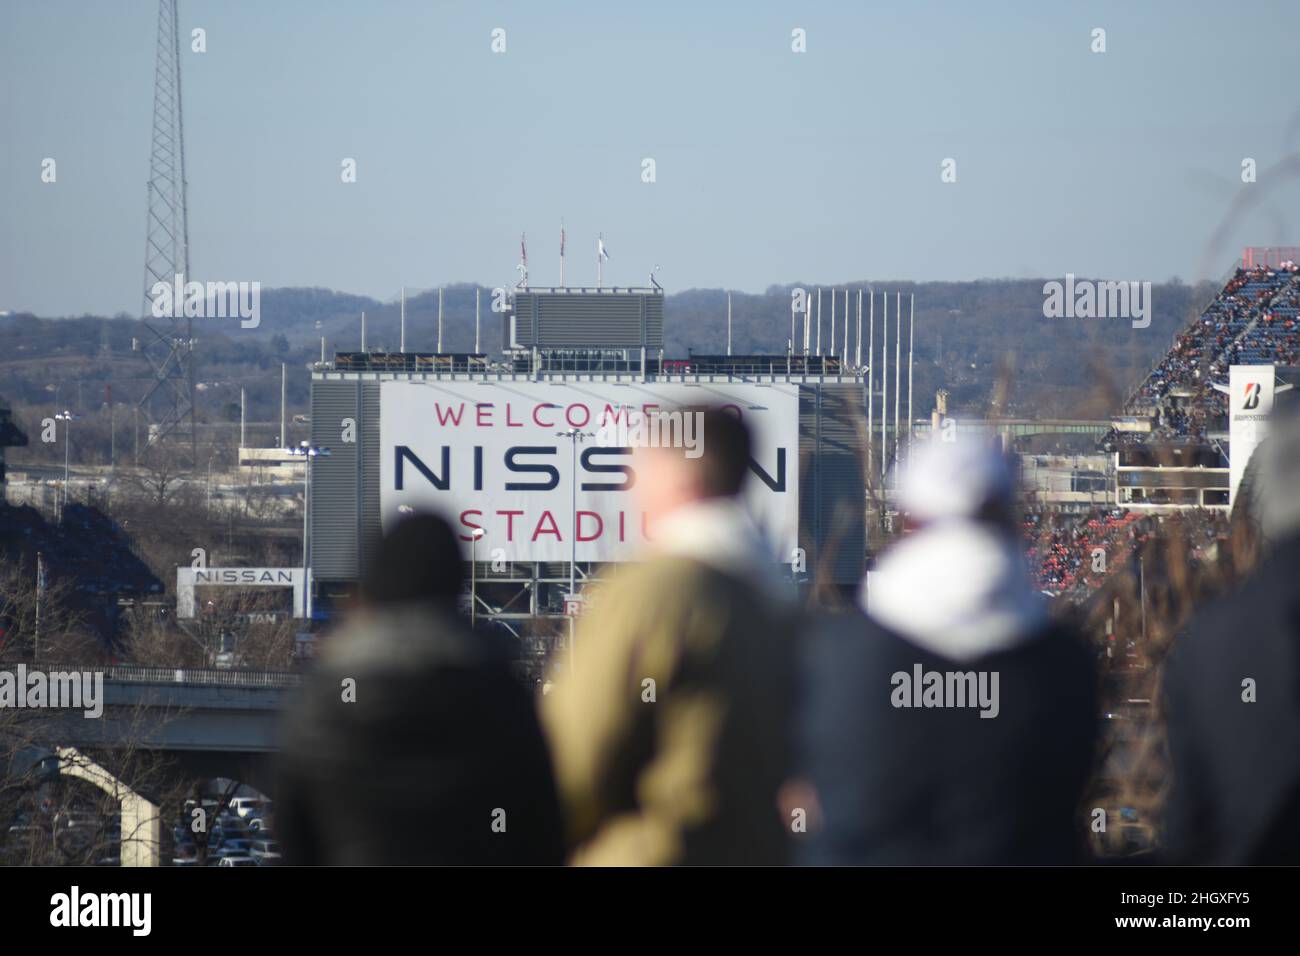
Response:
[1120,263,1299,442]
[1024,508,1152,595]
[1023,506,1229,600]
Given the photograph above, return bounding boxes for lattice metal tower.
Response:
[139,0,196,464]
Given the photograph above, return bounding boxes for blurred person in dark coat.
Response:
[1164,395,1300,864]
[799,439,1098,865]
[277,512,564,865]
[543,407,798,865]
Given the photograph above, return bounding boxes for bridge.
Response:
[49,664,301,793]
[9,665,299,792]
[3,664,303,864]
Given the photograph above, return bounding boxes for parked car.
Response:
[216,854,257,867]
[229,797,269,820]
[248,839,281,865]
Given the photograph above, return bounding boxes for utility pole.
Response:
[471,528,484,628]
[138,0,196,465]
[279,363,287,450]
[34,552,44,661]
[557,427,592,669]
[288,442,330,620]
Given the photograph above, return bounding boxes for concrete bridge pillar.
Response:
[57,747,161,867]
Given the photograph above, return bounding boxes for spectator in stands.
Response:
[543,407,798,865]
[798,439,1098,864]
[277,512,564,865]
[1164,395,1300,864]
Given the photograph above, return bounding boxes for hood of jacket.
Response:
[649,496,795,601]
[861,519,1048,662]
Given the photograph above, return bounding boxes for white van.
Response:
[228,797,269,819]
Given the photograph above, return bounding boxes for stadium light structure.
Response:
[55,411,80,521]
[285,441,331,619]
[556,428,594,665]
[470,527,485,629]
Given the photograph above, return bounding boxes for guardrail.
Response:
[0,663,302,689]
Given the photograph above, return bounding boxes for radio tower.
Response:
[139,0,196,464]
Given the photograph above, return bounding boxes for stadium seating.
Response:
[1120,263,1300,440]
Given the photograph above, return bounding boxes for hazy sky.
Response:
[3,0,1298,316]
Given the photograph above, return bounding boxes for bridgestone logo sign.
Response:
[379,381,800,562]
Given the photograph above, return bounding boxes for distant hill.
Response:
[0,277,1218,429]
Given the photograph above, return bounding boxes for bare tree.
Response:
[0,554,89,661]
[121,442,188,507]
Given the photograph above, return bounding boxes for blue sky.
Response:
[2,0,1298,316]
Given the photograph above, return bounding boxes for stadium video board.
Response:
[378,380,800,562]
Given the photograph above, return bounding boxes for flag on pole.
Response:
[560,223,566,257]
[598,235,609,261]
[520,233,527,267]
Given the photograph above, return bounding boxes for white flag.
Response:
[598,236,609,261]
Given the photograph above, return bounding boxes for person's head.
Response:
[633,406,752,525]
[896,437,1019,536]
[361,511,464,608]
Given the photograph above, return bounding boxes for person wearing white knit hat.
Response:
[867,438,1042,662]
[798,435,1098,866]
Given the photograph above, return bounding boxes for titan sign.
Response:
[379,381,801,562]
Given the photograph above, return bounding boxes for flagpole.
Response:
[843,289,849,365]
[437,287,443,354]
[830,288,836,356]
[881,292,888,486]
[727,292,732,357]
[907,292,915,461]
[894,291,901,488]
[789,294,796,357]
[597,233,603,289]
[815,288,822,356]
[475,287,481,354]
[856,288,862,369]
[867,290,874,475]
[400,285,406,354]
[803,291,810,356]
[560,220,566,288]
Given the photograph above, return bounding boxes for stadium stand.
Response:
[1119,260,1300,441]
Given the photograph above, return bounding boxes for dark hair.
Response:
[690,406,752,498]
[361,512,464,607]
